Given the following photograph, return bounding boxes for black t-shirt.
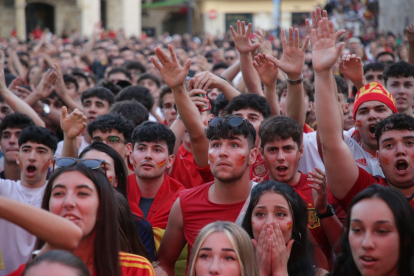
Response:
[139,197,155,218]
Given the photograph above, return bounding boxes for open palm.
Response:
[230,21,261,54]
[253,54,279,86]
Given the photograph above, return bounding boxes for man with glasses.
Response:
[224,48,238,66]
[0,126,57,275]
[87,114,134,174]
[151,45,258,276]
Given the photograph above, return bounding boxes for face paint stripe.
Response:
[287,221,293,230]
[40,160,50,174]
[380,157,389,165]
[156,159,166,167]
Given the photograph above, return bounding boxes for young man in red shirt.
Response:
[313,16,414,211]
[150,45,258,276]
[127,121,185,249]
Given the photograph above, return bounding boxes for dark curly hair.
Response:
[242,181,316,276]
[211,93,229,117]
[383,61,414,86]
[259,116,302,149]
[226,93,271,119]
[329,185,414,276]
[0,113,35,136]
[18,126,58,153]
[375,113,414,145]
[110,100,149,128]
[81,87,116,106]
[116,85,154,112]
[87,114,135,143]
[205,115,256,149]
[131,121,176,155]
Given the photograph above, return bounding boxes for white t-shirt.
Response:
[0,180,47,275]
[54,136,90,158]
[298,130,384,177]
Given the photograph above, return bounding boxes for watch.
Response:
[286,74,304,85]
[316,204,335,219]
[42,103,50,117]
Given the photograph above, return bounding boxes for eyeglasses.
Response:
[208,116,246,128]
[225,56,236,60]
[92,136,127,147]
[53,158,106,175]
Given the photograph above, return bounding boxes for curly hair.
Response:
[0,113,35,136]
[375,113,414,145]
[110,100,149,128]
[259,116,302,149]
[383,61,414,86]
[131,121,176,155]
[87,114,135,143]
[116,85,154,112]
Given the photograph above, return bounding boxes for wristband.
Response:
[316,204,335,219]
[286,74,304,85]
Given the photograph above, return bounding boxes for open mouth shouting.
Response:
[395,159,409,175]
[26,165,37,177]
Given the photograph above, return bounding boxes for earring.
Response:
[298,232,301,241]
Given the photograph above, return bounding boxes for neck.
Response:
[21,174,47,188]
[401,108,414,117]
[210,168,252,204]
[361,139,377,156]
[83,131,92,143]
[73,232,96,273]
[136,173,165,198]
[387,180,414,199]
[3,161,20,181]
[270,171,302,187]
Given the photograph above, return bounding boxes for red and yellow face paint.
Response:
[287,221,293,230]
[40,160,51,174]
[156,159,166,168]
[380,156,389,165]
[236,155,246,166]
[108,176,113,183]
[208,154,215,163]
[356,120,362,127]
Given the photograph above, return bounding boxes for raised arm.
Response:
[191,71,240,101]
[230,21,262,95]
[53,63,83,111]
[157,199,187,276]
[339,54,367,91]
[220,60,241,82]
[151,46,210,168]
[312,16,359,200]
[60,106,87,158]
[81,22,103,66]
[0,51,45,127]
[0,195,82,252]
[406,23,414,66]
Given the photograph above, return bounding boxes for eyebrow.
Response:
[199,247,235,252]
[351,219,393,225]
[255,205,289,210]
[52,184,94,191]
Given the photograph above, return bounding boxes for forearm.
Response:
[82,37,96,66]
[30,66,45,86]
[2,88,45,127]
[409,42,414,66]
[240,53,263,95]
[11,51,24,78]
[320,216,343,254]
[170,118,186,158]
[61,135,79,158]
[221,60,241,82]
[219,81,241,101]
[286,82,305,126]
[350,77,367,90]
[0,195,82,250]
[264,84,280,116]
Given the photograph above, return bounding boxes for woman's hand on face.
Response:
[253,224,272,276]
[270,222,293,276]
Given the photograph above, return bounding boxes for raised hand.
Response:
[188,89,210,109]
[230,21,261,54]
[189,71,226,91]
[308,167,329,214]
[311,18,345,73]
[253,54,279,86]
[339,54,365,87]
[406,23,414,44]
[60,106,87,139]
[8,76,24,93]
[262,28,309,79]
[34,69,57,99]
[93,21,104,37]
[271,222,293,276]
[0,50,7,91]
[151,45,191,90]
[305,7,345,45]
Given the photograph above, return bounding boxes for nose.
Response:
[144,149,153,160]
[396,142,406,156]
[209,257,220,275]
[28,149,36,160]
[277,149,285,161]
[218,145,229,158]
[63,194,76,210]
[367,108,377,120]
[9,134,18,145]
[361,232,375,250]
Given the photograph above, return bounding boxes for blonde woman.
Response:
[188,221,259,276]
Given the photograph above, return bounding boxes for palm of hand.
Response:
[160,64,187,89]
[341,61,363,80]
[62,117,85,138]
[258,63,279,85]
[279,49,304,75]
[234,36,256,53]
[312,38,337,72]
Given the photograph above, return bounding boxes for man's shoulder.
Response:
[179,181,213,199]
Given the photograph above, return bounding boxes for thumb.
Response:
[336,42,345,59]
[335,29,346,44]
[251,239,258,248]
[183,58,192,73]
[286,239,295,256]
[252,43,261,50]
[339,62,345,72]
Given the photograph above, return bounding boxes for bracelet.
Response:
[286,74,304,85]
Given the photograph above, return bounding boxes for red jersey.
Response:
[128,173,185,229]
[8,252,154,276]
[337,166,414,211]
[293,173,345,268]
[179,182,246,254]
[170,144,206,189]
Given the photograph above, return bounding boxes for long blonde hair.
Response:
[188,221,259,276]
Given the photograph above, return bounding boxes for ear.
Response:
[299,144,304,159]
[248,147,258,165]
[308,101,314,112]
[16,154,21,167]
[126,143,133,156]
[166,154,175,169]
[208,113,215,121]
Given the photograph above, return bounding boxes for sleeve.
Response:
[120,254,155,276]
[194,162,214,183]
[6,263,25,276]
[53,140,64,158]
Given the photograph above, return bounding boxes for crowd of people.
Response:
[0,6,414,276]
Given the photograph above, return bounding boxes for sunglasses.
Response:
[92,136,127,147]
[53,158,106,175]
[208,116,246,128]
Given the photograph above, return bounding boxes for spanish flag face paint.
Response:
[132,157,137,168]
[40,160,50,174]
[208,154,215,163]
[156,159,166,168]
[108,176,113,183]
[356,120,362,127]
[380,156,389,165]
[237,155,246,166]
[287,221,293,230]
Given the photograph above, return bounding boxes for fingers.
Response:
[294,28,299,48]
[154,46,170,64]
[61,106,68,119]
[335,29,346,44]
[305,19,312,35]
[168,45,178,64]
[229,25,237,38]
[150,56,162,71]
[281,29,288,50]
[183,58,192,74]
[237,20,242,35]
[246,22,252,37]
[301,36,310,52]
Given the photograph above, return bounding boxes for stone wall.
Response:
[378,0,414,35]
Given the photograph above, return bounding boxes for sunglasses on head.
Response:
[208,116,246,128]
[53,158,106,175]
